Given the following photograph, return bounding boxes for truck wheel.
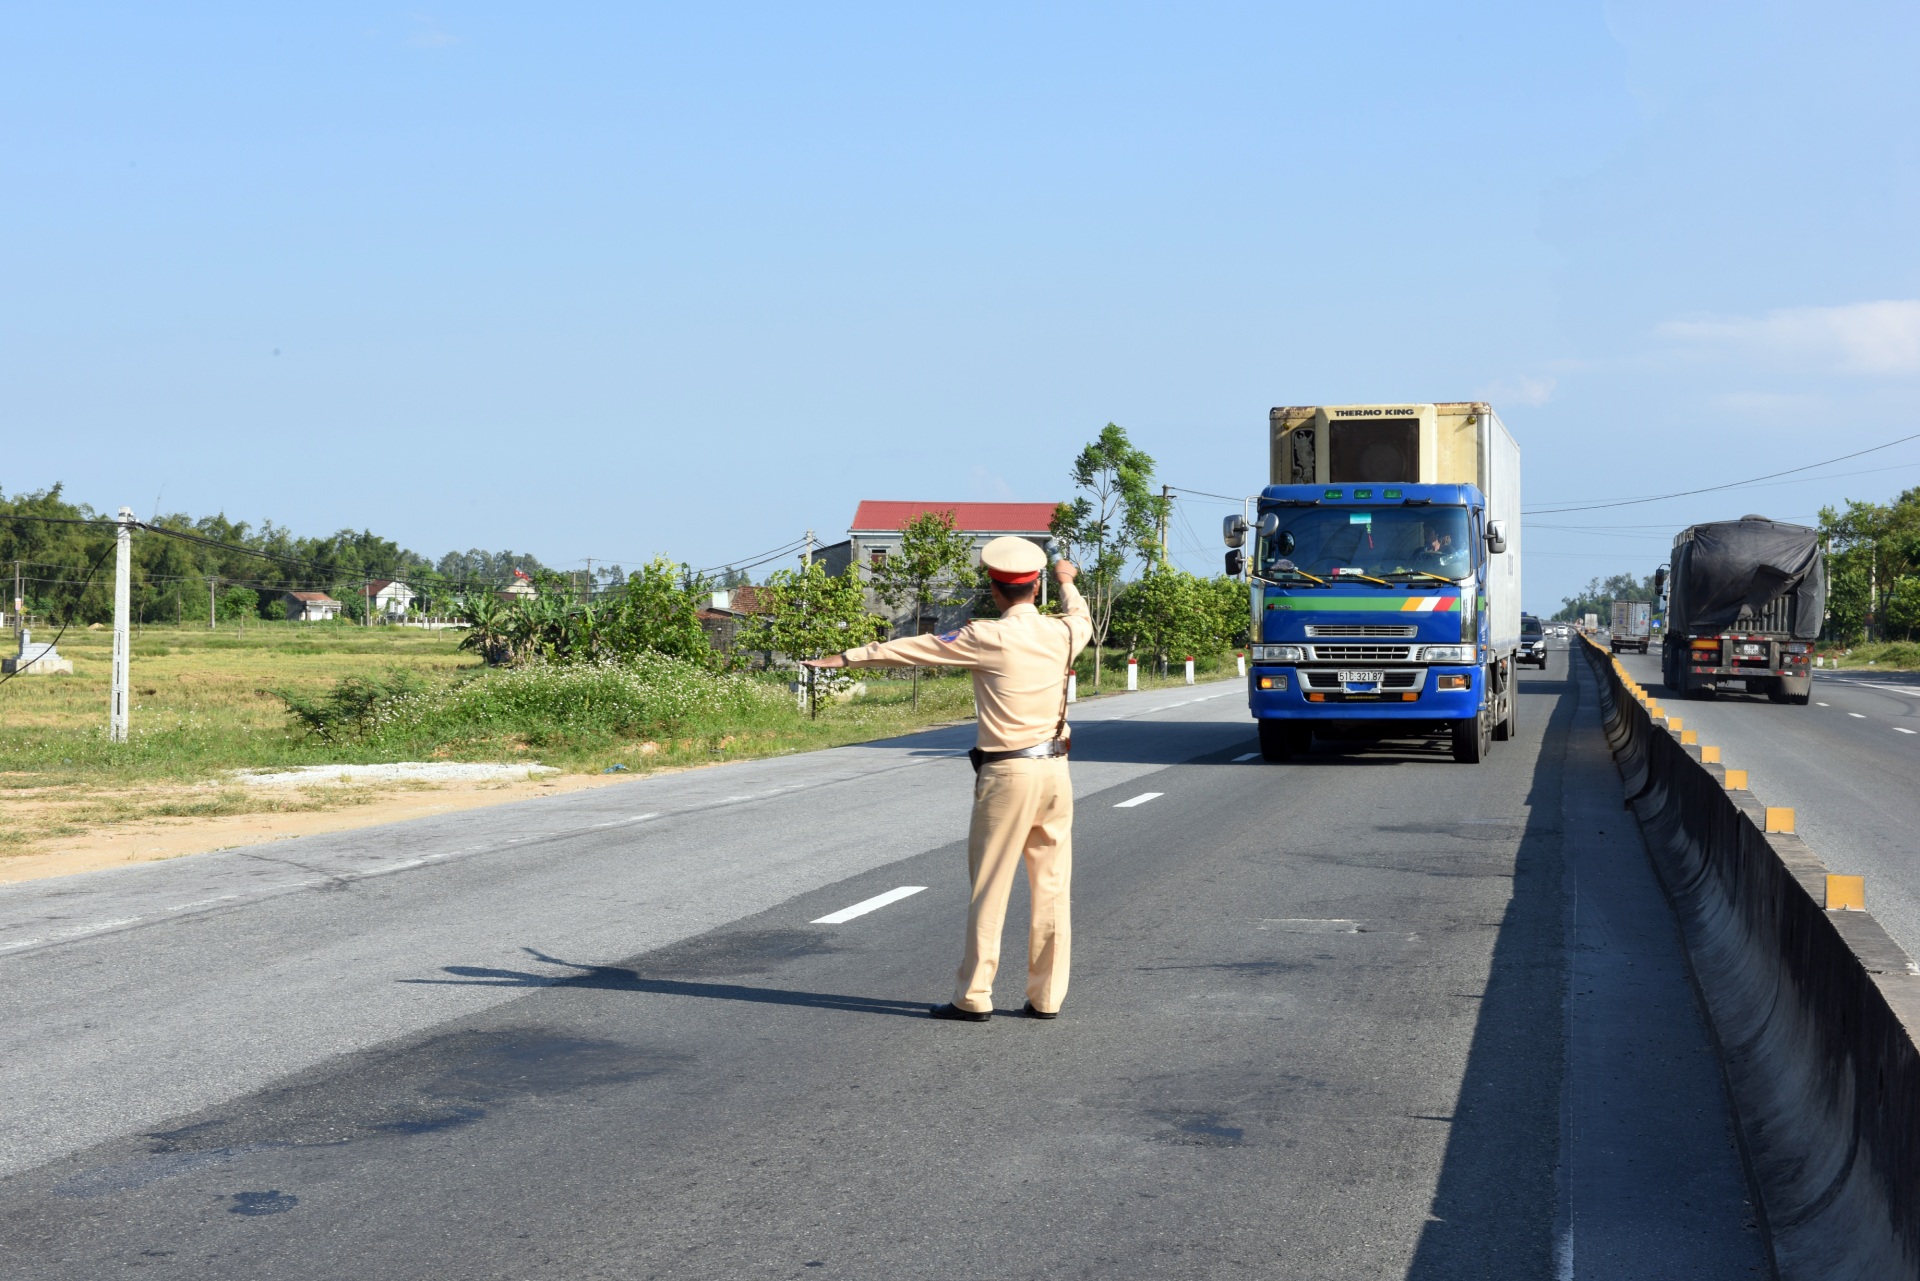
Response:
[1663,649,1683,695]
[1451,707,1490,764]
[1257,719,1310,762]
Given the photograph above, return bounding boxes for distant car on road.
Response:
[1519,615,1548,668]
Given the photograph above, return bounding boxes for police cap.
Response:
[981,536,1047,585]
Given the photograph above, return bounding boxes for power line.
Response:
[1523,431,1920,515]
[1165,485,1251,505]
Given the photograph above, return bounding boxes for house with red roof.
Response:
[847,500,1062,636]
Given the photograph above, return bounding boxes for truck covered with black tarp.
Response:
[1659,516,1825,704]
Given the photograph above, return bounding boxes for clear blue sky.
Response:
[4,2,1916,612]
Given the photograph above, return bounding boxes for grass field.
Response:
[0,621,1231,859]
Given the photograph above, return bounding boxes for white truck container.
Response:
[1609,600,1652,653]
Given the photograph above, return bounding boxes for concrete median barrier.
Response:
[1577,636,1920,1279]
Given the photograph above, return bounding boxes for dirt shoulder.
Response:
[0,770,650,886]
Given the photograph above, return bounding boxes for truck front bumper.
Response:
[1248,666,1481,723]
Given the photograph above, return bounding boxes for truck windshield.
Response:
[1259,505,1471,581]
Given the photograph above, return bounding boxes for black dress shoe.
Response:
[929,1003,991,1022]
[1023,1002,1059,1020]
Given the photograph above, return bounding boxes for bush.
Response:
[278,653,787,749]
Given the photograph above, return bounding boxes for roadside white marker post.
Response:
[1067,673,1077,703]
[1185,657,1195,685]
[1237,652,1245,677]
[109,507,133,743]
[1127,657,1138,691]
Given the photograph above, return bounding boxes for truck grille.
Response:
[1304,625,1417,638]
[1307,645,1414,662]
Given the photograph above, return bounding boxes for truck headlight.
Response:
[1252,645,1303,662]
[1419,645,1475,663]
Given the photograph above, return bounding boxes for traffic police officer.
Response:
[804,536,1092,1021]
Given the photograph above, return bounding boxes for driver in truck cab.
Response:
[1413,524,1464,575]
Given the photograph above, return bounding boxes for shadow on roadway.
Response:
[401,948,935,1019]
[1403,662,1573,1277]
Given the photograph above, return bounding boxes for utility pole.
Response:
[12,559,21,635]
[1158,484,1171,567]
[110,507,133,743]
[583,558,595,606]
[208,576,218,629]
[804,529,814,568]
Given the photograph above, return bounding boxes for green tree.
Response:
[1110,569,1241,673]
[218,584,261,622]
[605,557,714,665]
[1822,492,1920,641]
[1051,424,1168,687]
[867,510,977,709]
[736,562,886,718]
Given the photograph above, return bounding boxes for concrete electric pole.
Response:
[110,507,133,743]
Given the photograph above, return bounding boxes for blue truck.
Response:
[1224,402,1522,764]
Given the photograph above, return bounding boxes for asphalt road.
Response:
[1,659,1767,1279]
[1614,641,1920,962]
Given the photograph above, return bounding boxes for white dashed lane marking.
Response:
[1849,713,1867,719]
[1898,728,1916,735]
[812,886,927,925]
[1114,792,1163,808]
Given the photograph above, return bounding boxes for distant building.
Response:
[847,501,1061,636]
[283,591,342,622]
[366,579,416,620]
[698,585,770,654]
[499,569,537,602]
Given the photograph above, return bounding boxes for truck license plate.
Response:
[1338,670,1384,684]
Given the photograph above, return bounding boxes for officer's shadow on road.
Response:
[399,947,932,1020]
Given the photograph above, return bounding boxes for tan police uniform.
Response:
[839,537,1093,1015]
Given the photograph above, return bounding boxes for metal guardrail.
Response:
[1576,634,1920,1278]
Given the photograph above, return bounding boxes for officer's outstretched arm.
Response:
[841,626,989,670]
[1056,581,1094,654]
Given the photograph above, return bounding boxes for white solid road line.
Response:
[1233,752,1260,762]
[811,885,927,925]
[1114,792,1164,808]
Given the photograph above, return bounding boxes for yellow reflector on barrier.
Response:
[1681,730,1697,745]
[1724,769,1748,790]
[1765,807,1795,833]
[1826,875,1865,911]
[1668,716,1683,732]
[1701,745,1721,763]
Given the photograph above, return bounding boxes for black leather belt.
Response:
[969,739,1070,773]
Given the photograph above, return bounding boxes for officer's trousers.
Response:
[955,756,1072,1014]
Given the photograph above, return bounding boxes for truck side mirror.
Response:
[1485,520,1508,554]
[1222,515,1247,549]
[1257,513,1280,539]
[1225,549,1244,577]
[1653,566,1668,594]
